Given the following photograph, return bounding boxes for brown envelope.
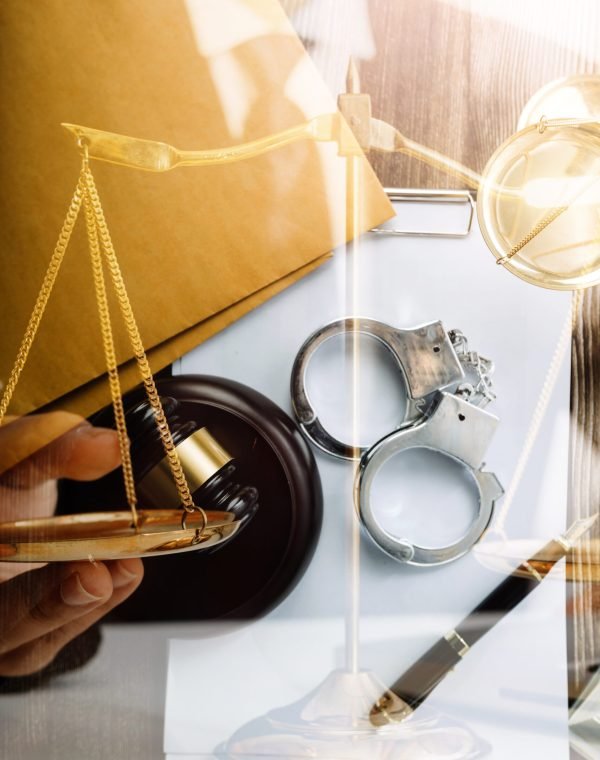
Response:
[0,0,392,418]
[44,253,329,418]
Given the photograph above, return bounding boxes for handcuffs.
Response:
[291,318,504,566]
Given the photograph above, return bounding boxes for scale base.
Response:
[217,669,486,758]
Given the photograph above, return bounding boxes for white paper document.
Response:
[167,199,572,758]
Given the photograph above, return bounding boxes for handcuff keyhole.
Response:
[433,345,441,353]
[458,413,466,421]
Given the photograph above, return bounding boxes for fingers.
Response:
[0,559,143,677]
[0,423,121,490]
[52,424,122,482]
[0,410,140,679]
[0,561,113,659]
[0,412,85,478]
[0,420,123,582]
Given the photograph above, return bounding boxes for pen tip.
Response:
[563,513,599,545]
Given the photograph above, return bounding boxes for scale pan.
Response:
[518,75,600,131]
[0,509,239,562]
[478,121,600,290]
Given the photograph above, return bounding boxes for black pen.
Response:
[370,515,598,726]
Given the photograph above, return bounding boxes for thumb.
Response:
[1,423,122,489]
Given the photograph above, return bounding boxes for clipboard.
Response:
[167,192,573,758]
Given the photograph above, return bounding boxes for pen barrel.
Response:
[457,540,565,647]
[382,541,565,714]
[387,637,463,711]
[386,574,544,712]
[456,574,539,647]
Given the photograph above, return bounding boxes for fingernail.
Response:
[60,572,104,606]
[74,425,118,442]
[111,561,139,588]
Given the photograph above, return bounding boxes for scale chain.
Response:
[0,150,206,538]
[82,162,206,532]
[0,170,87,426]
[83,182,139,528]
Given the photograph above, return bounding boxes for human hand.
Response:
[0,417,144,677]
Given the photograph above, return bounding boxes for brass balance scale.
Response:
[0,70,599,570]
[0,104,359,563]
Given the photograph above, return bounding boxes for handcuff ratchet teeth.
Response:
[290,317,465,460]
[290,317,504,566]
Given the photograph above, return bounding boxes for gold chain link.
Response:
[83,164,206,530]
[83,183,139,528]
[498,205,568,265]
[0,151,206,536]
[0,170,87,426]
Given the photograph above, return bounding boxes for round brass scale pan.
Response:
[478,121,600,290]
[517,74,600,131]
[478,74,600,291]
[0,509,239,562]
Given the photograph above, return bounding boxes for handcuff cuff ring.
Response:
[291,317,503,566]
[355,392,504,566]
[290,317,465,460]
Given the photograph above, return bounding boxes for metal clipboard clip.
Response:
[371,188,476,238]
[337,62,477,239]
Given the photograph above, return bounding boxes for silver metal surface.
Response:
[448,329,496,408]
[290,317,464,460]
[371,188,476,238]
[356,393,504,566]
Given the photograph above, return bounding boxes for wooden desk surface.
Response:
[290,0,600,698]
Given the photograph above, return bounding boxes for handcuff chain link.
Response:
[448,329,496,408]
